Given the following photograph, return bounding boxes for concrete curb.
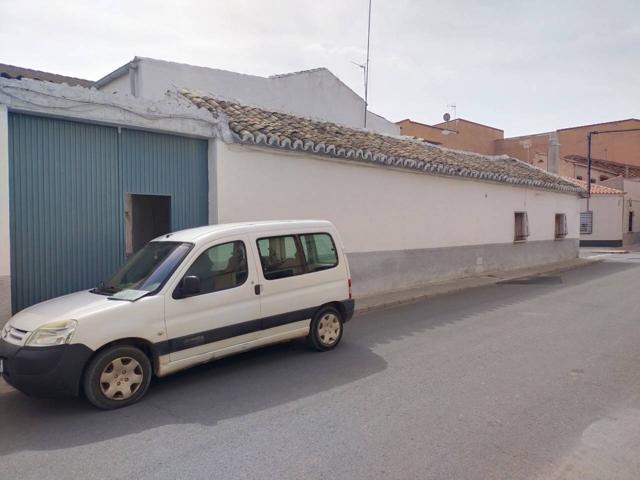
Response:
[354,257,602,315]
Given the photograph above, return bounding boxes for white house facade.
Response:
[0,78,583,323]
[601,177,640,245]
[93,57,399,136]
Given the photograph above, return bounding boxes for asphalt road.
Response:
[2,253,640,480]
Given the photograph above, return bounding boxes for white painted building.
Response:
[562,178,626,247]
[601,177,640,245]
[0,78,583,322]
[94,57,399,135]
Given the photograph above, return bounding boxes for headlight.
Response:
[26,320,77,347]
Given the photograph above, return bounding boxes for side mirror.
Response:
[178,275,201,298]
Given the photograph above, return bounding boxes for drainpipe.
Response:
[128,60,139,97]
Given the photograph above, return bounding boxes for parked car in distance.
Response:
[0,220,354,409]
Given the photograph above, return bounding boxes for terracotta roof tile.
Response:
[562,177,624,195]
[181,90,583,195]
[564,155,640,178]
[0,63,93,88]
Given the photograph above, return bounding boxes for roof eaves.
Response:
[231,129,582,195]
[557,118,640,132]
[181,91,584,196]
[433,118,504,133]
[93,58,137,88]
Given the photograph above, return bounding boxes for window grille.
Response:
[580,211,593,234]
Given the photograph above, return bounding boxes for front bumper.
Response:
[0,339,93,397]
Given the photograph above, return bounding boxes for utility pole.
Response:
[586,131,593,211]
[363,0,372,129]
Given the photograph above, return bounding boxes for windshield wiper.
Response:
[90,281,120,295]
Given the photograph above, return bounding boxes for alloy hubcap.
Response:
[317,313,341,346]
[99,357,144,400]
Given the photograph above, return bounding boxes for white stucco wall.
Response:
[97,58,400,136]
[601,177,640,244]
[580,196,624,243]
[214,141,580,253]
[97,73,131,96]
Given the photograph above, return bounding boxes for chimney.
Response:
[547,132,560,173]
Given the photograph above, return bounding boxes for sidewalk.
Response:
[355,257,601,315]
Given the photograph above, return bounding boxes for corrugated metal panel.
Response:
[120,129,208,231]
[9,114,209,312]
[9,114,121,311]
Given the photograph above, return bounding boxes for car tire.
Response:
[83,345,152,410]
[308,306,344,352]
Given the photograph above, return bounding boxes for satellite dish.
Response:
[443,112,451,122]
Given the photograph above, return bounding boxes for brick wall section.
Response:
[494,133,552,169]
[496,119,640,179]
[558,119,640,173]
[397,119,503,155]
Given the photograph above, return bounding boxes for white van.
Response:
[0,220,354,409]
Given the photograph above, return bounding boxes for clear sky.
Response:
[1,0,638,136]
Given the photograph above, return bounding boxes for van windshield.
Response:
[93,242,191,295]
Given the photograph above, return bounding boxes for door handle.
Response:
[254,284,261,295]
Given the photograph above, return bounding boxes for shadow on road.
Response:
[0,338,386,455]
[0,258,637,455]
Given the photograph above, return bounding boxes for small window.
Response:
[257,235,306,280]
[629,211,634,233]
[590,178,596,184]
[580,211,593,234]
[514,212,529,241]
[555,213,568,239]
[182,241,248,295]
[576,176,583,181]
[300,233,338,272]
[600,175,609,182]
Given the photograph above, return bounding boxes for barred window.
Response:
[580,211,593,235]
[555,214,568,239]
[514,212,529,241]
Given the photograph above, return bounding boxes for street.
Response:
[2,254,640,480]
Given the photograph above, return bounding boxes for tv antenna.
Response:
[446,103,457,121]
[352,0,372,128]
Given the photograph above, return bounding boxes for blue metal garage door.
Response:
[9,113,208,312]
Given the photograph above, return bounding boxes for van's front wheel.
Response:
[308,307,344,351]
[83,345,152,410]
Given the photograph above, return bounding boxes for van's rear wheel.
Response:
[308,307,344,351]
[83,345,152,410]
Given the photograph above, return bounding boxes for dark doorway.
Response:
[125,194,171,255]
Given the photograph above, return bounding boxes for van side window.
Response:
[183,241,248,295]
[257,236,306,280]
[300,233,338,272]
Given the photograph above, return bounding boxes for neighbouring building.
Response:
[562,178,626,247]
[0,78,584,322]
[563,155,640,183]
[601,177,640,245]
[0,62,93,87]
[93,56,399,135]
[399,116,640,186]
[496,119,640,181]
[397,118,504,155]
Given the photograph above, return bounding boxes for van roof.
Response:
[153,220,335,244]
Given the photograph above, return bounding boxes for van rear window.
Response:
[257,233,338,280]
[300,233,338,272]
